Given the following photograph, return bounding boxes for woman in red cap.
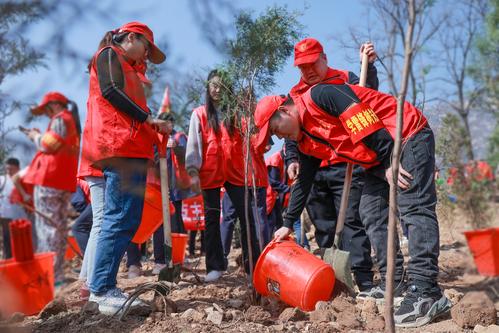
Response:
[22,91,81,285]
[80,21,168,315]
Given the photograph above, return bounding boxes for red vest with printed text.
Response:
[24,110,79,192]
[298,82,428,168]
[80,45,156,169]
[194,106,225,189]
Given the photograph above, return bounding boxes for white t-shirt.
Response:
[0,174,27,220]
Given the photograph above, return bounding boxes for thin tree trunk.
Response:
[460,113,474,160]
[385,0,416,332]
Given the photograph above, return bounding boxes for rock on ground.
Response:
[450,291,497,328]
[39,298,67,320]
[278,307,308,322]
[244,305,272,324]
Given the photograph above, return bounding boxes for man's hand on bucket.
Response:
[274,226,293,242]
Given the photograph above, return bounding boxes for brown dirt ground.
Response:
[1,206,498,333]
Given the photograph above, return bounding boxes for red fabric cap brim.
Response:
[255,121,271,151]
[294,52,321,66]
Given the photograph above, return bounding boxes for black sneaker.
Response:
[357,281,406,305]
[394,284,452,328]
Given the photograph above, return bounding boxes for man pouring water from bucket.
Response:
[253,80,451,327]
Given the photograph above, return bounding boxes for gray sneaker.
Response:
[89,288,147,315]
[357,282,406,306]
[394,285,452,328]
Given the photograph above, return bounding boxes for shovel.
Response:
[323,52,370,292]
[157,134,182,284]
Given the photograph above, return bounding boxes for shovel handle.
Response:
[159,135,173,265]
[335,53,369,244]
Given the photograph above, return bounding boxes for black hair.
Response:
[205,69,221,133]
[158,112,175,122]
[6,158,20,168]
[87,30,134,71]
[68,100,82,136]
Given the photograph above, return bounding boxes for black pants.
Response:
[360,127,439,285]
[306,163,374,289]
[1,218,12,259]
[203,182,261,273]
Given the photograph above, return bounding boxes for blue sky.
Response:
[5,0,372,165]
[3,0,493,166]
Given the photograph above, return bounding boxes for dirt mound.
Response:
[451,291,497,328]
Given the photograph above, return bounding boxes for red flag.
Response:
[159,86,171,114]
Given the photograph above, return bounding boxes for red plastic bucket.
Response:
[464,227,499,276]
[182,195,205,231]
[171,233,188,264]
[132,185,163,244]
[253,240,335,311]
[0,252,55,316]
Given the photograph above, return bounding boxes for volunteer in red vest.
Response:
[254,85,451,327]
[80,21,169,315]
[220,133,270,268]
[284,38,378,294]
[22,91,80,285]
[186,69,261,282]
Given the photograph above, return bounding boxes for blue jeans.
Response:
[89,158,148,294]
[79,177,105,285]
[293,219,309,248]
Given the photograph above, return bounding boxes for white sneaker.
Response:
[152,263,166,275]
[204,270,223,282]
[127,265,142,279]
[89,288,147,315]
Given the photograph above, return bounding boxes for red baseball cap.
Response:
[31,92,68,115]
[118,21,166,64]
[294,38,324,66]
[254,95,288,148]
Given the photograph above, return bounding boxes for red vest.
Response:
[265,151,292,212]
[291,68,350,169]
[80,45,156,168]
[24,110,79,192]
[221,120,268,188]
[193,106,225,189]
[221,123,245,186]
[250,142,269,188]
[297,82,428,168]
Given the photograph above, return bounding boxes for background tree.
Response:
[469,0,499,167]
[214,5,302,291]
[342,0,446,106]
[0,1,44,168]
[436,0,489,160]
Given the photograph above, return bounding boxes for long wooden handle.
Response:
[159,136,173,266]
[335,52,369,241]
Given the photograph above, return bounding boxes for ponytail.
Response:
[87,30,129,72]
[67,100,81,136]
